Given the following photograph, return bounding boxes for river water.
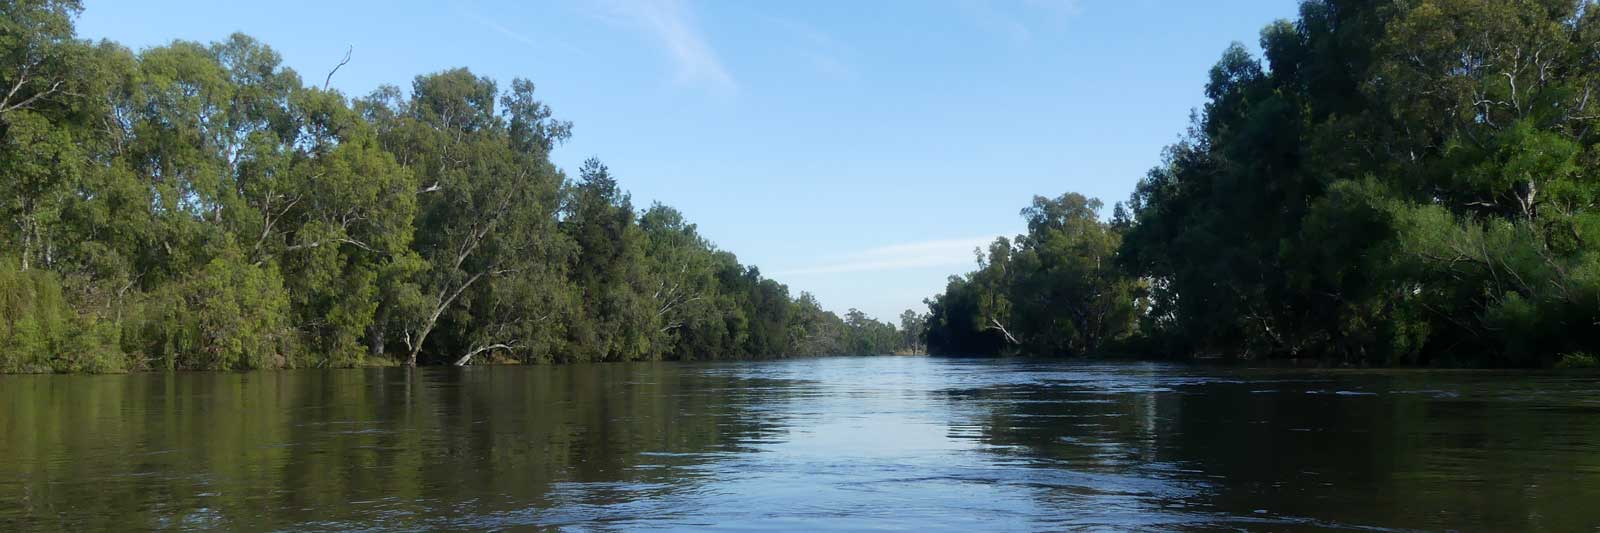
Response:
[2,356,1598,531]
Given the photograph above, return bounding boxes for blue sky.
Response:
[78,0,1297,323]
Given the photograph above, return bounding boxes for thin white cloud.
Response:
[957,0,1032,43]
[1024,0,1083,19]
[753,13,855,79]
[458,8,587,57]
[599,0,735,92]
[774,236,999,277]
[958,0,1084,43]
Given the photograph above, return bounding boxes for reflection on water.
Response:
[3,357,1599,531]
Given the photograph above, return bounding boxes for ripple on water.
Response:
[3,357,1600,531]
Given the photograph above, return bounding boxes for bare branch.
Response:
[0,79,63,115]
[324,45,352,91]
[455,342,516,366]
[986,318,1020,345]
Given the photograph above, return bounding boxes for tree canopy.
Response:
[924,0,1600,367]
[0,1,912,372]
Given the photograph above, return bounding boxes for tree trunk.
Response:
[407,329,427,367]
[371,328,388,360]
[19,220,31,271]
[454,343,513,366]
[368,309,388,358]
[989,318,1020,345]
[405,272,484,367]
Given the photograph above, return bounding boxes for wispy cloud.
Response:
[958,0,1034,43]
[598,0,735,92]
[775,237,998,277]
[458,8,586,57]
[753,13,855,79]
[958,0,1084,44]
[1024,0,1084,20]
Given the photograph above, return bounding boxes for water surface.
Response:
[3,357,1599,531]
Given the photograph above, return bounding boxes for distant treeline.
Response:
[924,0,1600,367]
[0,1,913,372]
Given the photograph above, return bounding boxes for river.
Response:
[2,356,1598,531]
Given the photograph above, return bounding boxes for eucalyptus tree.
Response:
[1115,0,1600,365]
[0,1,906,372]
[0,0,93,273]
[787,292,845,356]
[1007,193,1142,355]
[560,158,658,361]
[924,194,1141,357]
[842,308,899,354]
[639,203,724,357]
[364,69,571,366]
[898,309,926,353]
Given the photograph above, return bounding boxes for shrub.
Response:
[1555,352,1598,369]
[141,247,299,370]
[0,260,127,373]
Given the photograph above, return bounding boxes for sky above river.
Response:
[78,0,1296,322]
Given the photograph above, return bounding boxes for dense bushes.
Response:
[0,261,122,372]
[142,247,298,370]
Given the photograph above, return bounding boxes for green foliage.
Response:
[561,158,657,362]
[0,5,908,372]
[925,194,1144,357]
[0,260,71,372]
[0,260,124,373]
[1106,0,1600,367]
[1556,352,1598,369]
[142,246,297,370]
[923,0,1600,367]
[898,309,928,354]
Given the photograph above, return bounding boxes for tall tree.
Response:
[367,69,570,366]
[1118,0,1600,366]
[924,194,1142,357]
[562,158,657,362]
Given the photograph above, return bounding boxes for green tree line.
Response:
[0,1,910,372]
[925,0,1600,367]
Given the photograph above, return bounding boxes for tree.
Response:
[0,2,943,372]
[899,309,926,354]
[1113,0,1600,366]
[367,69,572,367]
[924,193,1142,357]
[561,158,657,362]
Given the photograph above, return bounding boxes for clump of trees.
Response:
[924,193,1144,357]
[0,1,909,372]
[925,0,1600,367]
